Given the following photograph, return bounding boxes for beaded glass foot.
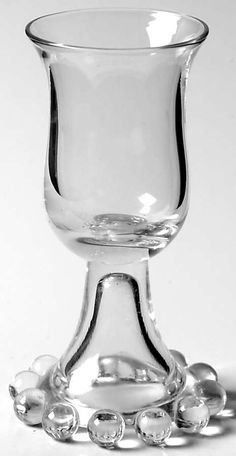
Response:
[10,351,227,448]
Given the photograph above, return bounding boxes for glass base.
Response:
[9,262,227,446]
[50,355,185,426]
[10,351,227,448]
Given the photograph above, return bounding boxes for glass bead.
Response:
[188,363,218,382]
[14,388,46,425]
[87,409,125,448]
[31,355,58,377]
[175,395,210,433]
[42,402,80,441]
[196,379,226,416]
[9,370,41,399]
[135,407,172,446]
[170,350,187,367]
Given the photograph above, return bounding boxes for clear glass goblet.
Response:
[26,7,208,426]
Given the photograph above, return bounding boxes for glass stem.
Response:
[50,248,185,420]
[60,248,172,380]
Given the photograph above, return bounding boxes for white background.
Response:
[0,0,235,455]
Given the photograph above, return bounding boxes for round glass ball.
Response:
[14,388,46,425]
[42,402,80,441]
[9,370,40,399]
[196,380,226,416]
[31,355,58,377]
[135,407,172,445]
[188,363,218,382]
[175,395,210,433]
[87,409,125,448]
[170,349,187,367]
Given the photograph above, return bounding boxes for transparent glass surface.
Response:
[26,8,208,425]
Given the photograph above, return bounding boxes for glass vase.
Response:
[25,7,208,426]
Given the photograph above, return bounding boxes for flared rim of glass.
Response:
[25,8,209,51]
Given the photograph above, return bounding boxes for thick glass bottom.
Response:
[50,356,185,426]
